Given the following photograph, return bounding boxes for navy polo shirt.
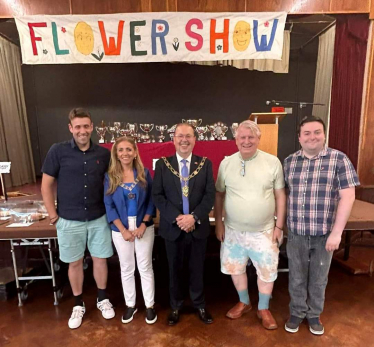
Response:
[42,139,110,222]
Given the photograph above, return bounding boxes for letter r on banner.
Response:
[152,20,169,55]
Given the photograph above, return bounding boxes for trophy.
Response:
[207,125,215,141]
[195,126,208,141]
[167,124,177,141]
[133,133,141,143]
[156,125,168,142]
[107,123,117,143]
[140,134,149,143]
[230,123,239,139]
[182,119,202,128]
[119,128,131,137]
[140,124,154,143]
[211,122,228,140]
[95,120,107,144]
[126,123,138,136]
[151,135,156,143]
[114,122,122,138]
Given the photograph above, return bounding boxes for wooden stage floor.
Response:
[1,181,374,346]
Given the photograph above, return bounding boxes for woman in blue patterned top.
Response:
[104,136,156,325]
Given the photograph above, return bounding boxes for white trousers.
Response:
[112,225,155,308]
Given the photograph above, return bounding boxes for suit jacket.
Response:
[152,154,215,241]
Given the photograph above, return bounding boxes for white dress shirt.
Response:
[176,152,192,177]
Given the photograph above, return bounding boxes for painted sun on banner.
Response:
[15,12,287,65]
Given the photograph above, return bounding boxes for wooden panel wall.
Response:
[330,0,370,13]
[0,0,70,17]
[0,0,372,17]
[71,0,176,14]
[358,23,374,186]
[246,0,330,13]
[177,0,246,12]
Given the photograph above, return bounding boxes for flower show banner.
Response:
[15,12,287,65]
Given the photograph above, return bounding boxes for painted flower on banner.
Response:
[217,45,222,51]
[43,49,48,54]
[264,21,269,27]
[157,25,163,31]
[172,38,179,51]
[61,27,66,33]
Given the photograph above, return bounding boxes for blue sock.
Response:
[238,289,250,305]
[258,292,271,310]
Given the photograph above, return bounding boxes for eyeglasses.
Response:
[175,134,194,140]
[240,160,245,177]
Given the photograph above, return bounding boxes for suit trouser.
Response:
[112,226,155,308]
[287,232,332,319]
[164,232,207,310]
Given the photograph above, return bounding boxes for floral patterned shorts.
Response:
[220,225,279,282]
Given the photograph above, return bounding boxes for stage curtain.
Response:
[186,30,290,73]
[329,15,370,168]
[312,26,336,140]
[0,36,35,188]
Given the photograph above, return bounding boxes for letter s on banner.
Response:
[185,19,203,52]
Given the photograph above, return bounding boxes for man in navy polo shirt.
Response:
[41,108,115,329]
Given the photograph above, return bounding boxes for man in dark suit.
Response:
[152,123,215,326]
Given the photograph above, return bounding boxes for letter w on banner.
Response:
[15,12,287,65]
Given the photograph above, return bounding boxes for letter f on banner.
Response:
[253,19,278,52]
[28,22,47,55]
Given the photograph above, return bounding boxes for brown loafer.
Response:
[257,309,278,330]
[226,302,252,319]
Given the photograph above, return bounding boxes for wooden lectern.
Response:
[249,112,287,156]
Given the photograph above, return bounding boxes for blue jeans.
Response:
[286,232,333,319]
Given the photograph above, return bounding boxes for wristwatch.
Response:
[142,220,152,227]
[191,212,199,223]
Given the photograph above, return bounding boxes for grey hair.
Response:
[236,120,261,139]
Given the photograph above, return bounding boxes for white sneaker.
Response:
[68,304,86,329]
[97,299,115,319]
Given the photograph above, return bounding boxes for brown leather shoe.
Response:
[257,309,278,330]
[226,302,252,319]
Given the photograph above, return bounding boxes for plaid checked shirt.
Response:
[283,146,359,236]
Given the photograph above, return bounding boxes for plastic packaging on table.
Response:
[0,202,16,219]
[10,200,48,223]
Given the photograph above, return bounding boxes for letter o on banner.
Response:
[74,21,94,55]
[233,21,251,52]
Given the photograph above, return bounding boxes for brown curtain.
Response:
[0,36,35,188]
[329,15,370,168]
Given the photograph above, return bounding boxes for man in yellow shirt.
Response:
[215,120,286,330]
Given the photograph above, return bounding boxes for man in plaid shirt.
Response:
[283,116,359,336]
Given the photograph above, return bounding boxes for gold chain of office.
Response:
[161,156,207,197]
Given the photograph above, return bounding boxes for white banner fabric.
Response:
[15,12,287,65]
